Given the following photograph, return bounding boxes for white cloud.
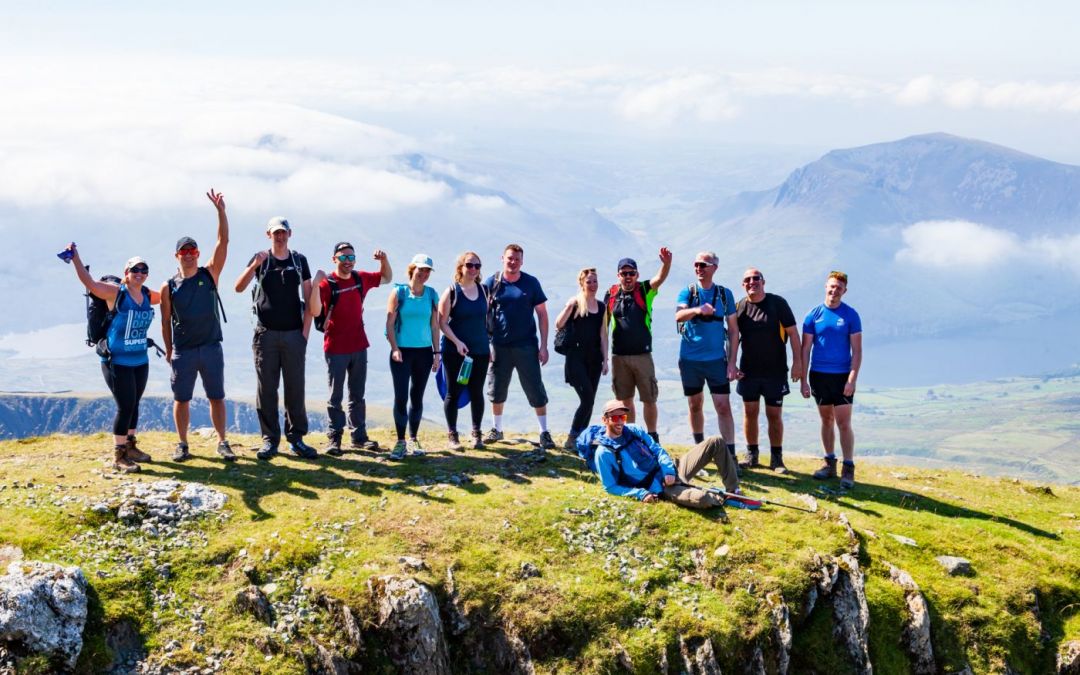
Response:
[0,323,86,360]
[896,220,1080,273]
[894,75,1080,113]
[459,194,508,211]
[617,75,739,125]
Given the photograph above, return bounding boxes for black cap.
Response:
[175,236,198,252]
[333,241,354,254]
[617,257,637,271]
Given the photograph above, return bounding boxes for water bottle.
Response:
[456,355,473,385]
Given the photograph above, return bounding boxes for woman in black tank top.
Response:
[554,268,609,448]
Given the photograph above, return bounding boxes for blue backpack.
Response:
[577,427,663,490]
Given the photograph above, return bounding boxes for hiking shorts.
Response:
[679,358,730,397]
[809,371,854,406]
[487,343,548,408]
[736,375,789,407]
[170,342,226,402]
[611,353,659,403]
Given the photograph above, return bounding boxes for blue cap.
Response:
[617,257,637,271]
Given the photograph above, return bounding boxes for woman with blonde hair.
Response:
[554,267,608,448]
[438,251,491,450]
[386,254,441,460]
[65,243,160,473]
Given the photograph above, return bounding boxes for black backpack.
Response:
[314,271,361,333]
[676,283,727,335]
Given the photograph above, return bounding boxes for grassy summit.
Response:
[0,431,1077,673]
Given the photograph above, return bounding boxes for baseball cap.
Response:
[410,253,434,270]
[266,217,291,234]
[617,257,637,271]
[601,399,631,417]
[333,241,354,254]
[175,237,198,252]
[125,256,148,271]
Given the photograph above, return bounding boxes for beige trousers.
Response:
[661,436,740,509]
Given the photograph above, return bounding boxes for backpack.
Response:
[314,271,361,333]
[168,266,228,328]
[605,283,647,316]
[677,283,727,336]
[484,273,502,335]
[553,306,577,356]
[87,275,164,362]
[578,428,662,489]
[251,250,303,324]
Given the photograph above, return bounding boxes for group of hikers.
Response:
[68,188,863,512]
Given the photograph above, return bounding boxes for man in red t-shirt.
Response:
[308,242,392,455]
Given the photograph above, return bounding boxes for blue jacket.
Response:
[576,424,677,501]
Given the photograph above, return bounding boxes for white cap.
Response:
[125,256,148,271]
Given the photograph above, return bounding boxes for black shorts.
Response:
[809,371,854,406]
[679,359,730,397]
[736,376,789,407]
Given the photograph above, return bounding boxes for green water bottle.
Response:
[456,355,474,385]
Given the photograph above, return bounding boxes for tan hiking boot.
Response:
[840,462,856,489]
[113,445,141,473]
[124,435,152,463]
[812,456,838,480]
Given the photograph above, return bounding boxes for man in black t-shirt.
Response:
[235,216,315,460]
[733,267,802,473]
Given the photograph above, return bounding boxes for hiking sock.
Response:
[693,432,705,443]
[492,415,503,432]
[727,443,737,457]
[771,445,782,456]
[747,444,760,456]
[842,460,855,467]
[824,453,837,460]
[648,431,660,443]
[537,415,549,433]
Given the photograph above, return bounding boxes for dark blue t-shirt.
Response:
[484,272,547,347]
[441,284,490,356]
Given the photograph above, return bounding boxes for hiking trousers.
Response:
[661,435,740,509]
[325,350,368,443]
[102,362,148,436]
[253,327,309,445]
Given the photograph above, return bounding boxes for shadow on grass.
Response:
[736,467,1060,540]
[136,439,595,520]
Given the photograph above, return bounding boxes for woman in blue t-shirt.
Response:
[66,244,159,474]
[438,251,491,451]
[385,253,441,459]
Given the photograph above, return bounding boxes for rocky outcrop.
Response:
[885,562,935,674]
[1058,640,1080,674]
[678,635,722,674]
[833,554,872,675]
[766,591,792,675]
[0,561,88,669]
[936,555,973,576]
[368,575,450,675]
[234,585,273,625]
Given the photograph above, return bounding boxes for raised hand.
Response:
[373,249,387,261]
[207,189,226,212]
[658,247,673,265]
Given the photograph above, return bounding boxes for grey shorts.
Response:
[487,343,548,408]
[170,342,226,402]
[679,358,730,397]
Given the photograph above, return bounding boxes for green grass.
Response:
[0,430,1077,673]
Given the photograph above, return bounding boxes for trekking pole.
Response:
[701,486,815,513]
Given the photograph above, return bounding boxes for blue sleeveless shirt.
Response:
[105,285,154,367]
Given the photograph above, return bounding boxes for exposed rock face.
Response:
[1059,640,1080,675]
[476,623,535,675]
[766,592,792,675]
[886,563,935,674]
[234,585,273,625]
[833,554,872,675]
[935,555,973,576]
[368,575,450,675]
[442,567,470,636]
[0,561,88,669]
[678,635,722,675]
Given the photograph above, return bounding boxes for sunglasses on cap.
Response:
[178,247,199,257]
[743,274,763,283]
[693,262,715,269]
[605,414,628,423]
[336,254,357,262]
[464,262,482,270]
[129,265,149,274]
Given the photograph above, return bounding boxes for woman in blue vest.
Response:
[385,254,441,459]
[66,244,159,473]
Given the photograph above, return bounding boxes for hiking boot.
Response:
[812,456,838,480]
[288,439,319,459]
[216,439,237,462]
[447,431,462,451]
[407,438,425,457]
[114,445,140,473]
[769,450,788,475]
[563,432,579,452]
[840,462,856,489]
[172,442,191,462]
[538,431,556,450]
[325,436,344,457]
[125,435,152,463]
[739,448,761,470]
[389,440,408,460]
[350,436,379,451]
[483,428,504,443]
[256,441,279,461]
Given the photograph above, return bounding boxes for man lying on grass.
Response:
[576,399,741,506]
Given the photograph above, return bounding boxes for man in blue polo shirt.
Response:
[801,271,863,488]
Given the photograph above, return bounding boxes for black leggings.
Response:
[566,353,603,434]
[390,347,434,440]
[102,362,149,437]
[442,350,490,432]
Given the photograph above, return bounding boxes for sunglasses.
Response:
[129,266,149,274]
[743,274,763,283]
[606,414,628,423]
[178,248,199,257]
[336,254,356,262]
[693,262,715,269]
[619,270,638,277]
[464,262,482,270]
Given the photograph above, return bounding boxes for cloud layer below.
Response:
[896,220,1080,274]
